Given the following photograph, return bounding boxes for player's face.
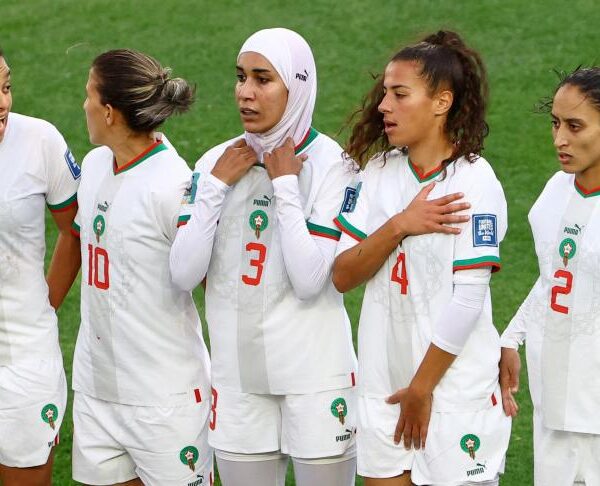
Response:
[0,57,12,144]
[552,84,600,181]
[83,69,109,145]
[235,52,288,134]
[378,60,441,148]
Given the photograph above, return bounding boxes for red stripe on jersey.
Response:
[351,372,356,387]
[176,220,189,228]
[49,199,78,213]
[54,434,60,446]
[70,227,80,238]
[491,393,497,406]
[194,388,202,403]
[334,218,363,242]
[210,472,214,486]
[308,229,340,241]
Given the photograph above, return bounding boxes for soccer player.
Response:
[169,27,360,486]
[332,31,511,486]
[71,49,212,486]
[0,48,80,486]
[500,67,600,486]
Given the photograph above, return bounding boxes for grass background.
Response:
[3,0,600,484]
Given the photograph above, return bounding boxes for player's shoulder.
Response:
[542,170,572,193]
[194,135,245,172]
[9,112,64,141]
[453,154,497,179]
[361,149,406,180]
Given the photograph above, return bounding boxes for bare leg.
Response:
[0,449,55,486]
[364,471,413,486]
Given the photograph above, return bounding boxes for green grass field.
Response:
[4,0,600,484]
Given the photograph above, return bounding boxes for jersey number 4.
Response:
[391,252,408,294]
[242,242,267,286]
[550,269,572,314]
[87,244,110,290]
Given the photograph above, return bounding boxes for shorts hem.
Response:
[72,472,139,486]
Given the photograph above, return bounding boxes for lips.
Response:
[383,120,397,133]
[240,107,258,117]
[558,152,572,163]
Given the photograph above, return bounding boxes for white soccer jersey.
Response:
[180,129,357,394]
[502,171,600,434]
[336,151,507,411]
[72,136,210,406]
[0,113,79,365]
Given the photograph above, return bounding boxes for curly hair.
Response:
[345,30,489,169]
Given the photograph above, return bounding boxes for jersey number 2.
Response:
[391,252,408,294]
[87,244,110,290]
[550,269,573,314]
[242,242,266,286]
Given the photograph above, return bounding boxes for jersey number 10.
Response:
[87,244,110,290]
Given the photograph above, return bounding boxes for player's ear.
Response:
[105,103,114,126]
[434,89,453,116]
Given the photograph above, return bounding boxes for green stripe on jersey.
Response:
[307,221,342,240]
[71,221,81,233]
[48,193,77,211]
[114,141,168,175]
[453,256,501,269]
[295,127,319,155]
[334,213,366,241]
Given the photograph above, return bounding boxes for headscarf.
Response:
[238,28,317,160]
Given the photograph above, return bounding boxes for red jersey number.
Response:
[87,244,110,290]
[550,269,573,314]
[391,252,408,295]
[242,242,267,286]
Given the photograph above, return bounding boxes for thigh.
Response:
[534,417,579,486]
[356,394,413,479]
[216,451,288,486]
[208,387,281,454]
[126,400,213,486]
[0,450,54,486]
[72,392,138,485]
[0,358,66,468]
[281,386,357,459]
[364,475,413,486]
[412,401,511,485]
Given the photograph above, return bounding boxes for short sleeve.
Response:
[334,174,368,255]
[305,163,355,242]
[453,163,507,284]
[44,125,80,212]
[71,208,81,238]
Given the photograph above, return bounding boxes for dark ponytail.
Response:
[346,30,489,169]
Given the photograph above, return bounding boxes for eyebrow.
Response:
[236,65,272,74]
[386,84,410,90]
[551,113,585,124]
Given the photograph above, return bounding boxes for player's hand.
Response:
[211,139,257,186]
[387,386,432,450]
[394,182,470,237]
[499,347,521,417]
[263,137,308,180]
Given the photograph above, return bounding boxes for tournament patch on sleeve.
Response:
[65,148,81,179]
[183,172,200,204]
[340,182,361,213]
[472,213,498,247]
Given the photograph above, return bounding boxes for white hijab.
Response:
[238,28,317,160]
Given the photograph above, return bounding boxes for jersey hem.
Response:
[47,193,77,212]
[307,221,341,241]
[334,214,366,241]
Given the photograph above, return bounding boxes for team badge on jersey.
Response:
[460,434,480,460]
[180,445,199,471]
[330,398,348,425]
[249,210,268,239]
[64,148,81,179]
[472,214,497,247]
[93,214,106,243]
[340,183,361,213]
[559,238,577,267]
[41,403,59,430]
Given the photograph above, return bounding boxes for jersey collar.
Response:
[295,127,319,155]
[574,179,600,198]
[408,158,443,183]
[113,140,167,175]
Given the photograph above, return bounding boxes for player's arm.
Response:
[47,203,81,310]
[170,140,256,291]
[332,183,470,293]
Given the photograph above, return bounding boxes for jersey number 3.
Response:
[550,269,572,314]
[242,242,267,286]
[391,252,408,295]
[87,244,110,290]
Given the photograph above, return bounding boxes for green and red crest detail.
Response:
[41,403,59,429]
[460,434,480,459]
[249,210,268,238]
[93,214,106,242]
[180,445,199,471]
[330,397,348,425]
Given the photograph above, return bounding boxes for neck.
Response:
[575,163,600,191]
[407,132,454,174]
[110,131,156,168]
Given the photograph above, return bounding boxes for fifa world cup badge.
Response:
[249,210,269,239]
